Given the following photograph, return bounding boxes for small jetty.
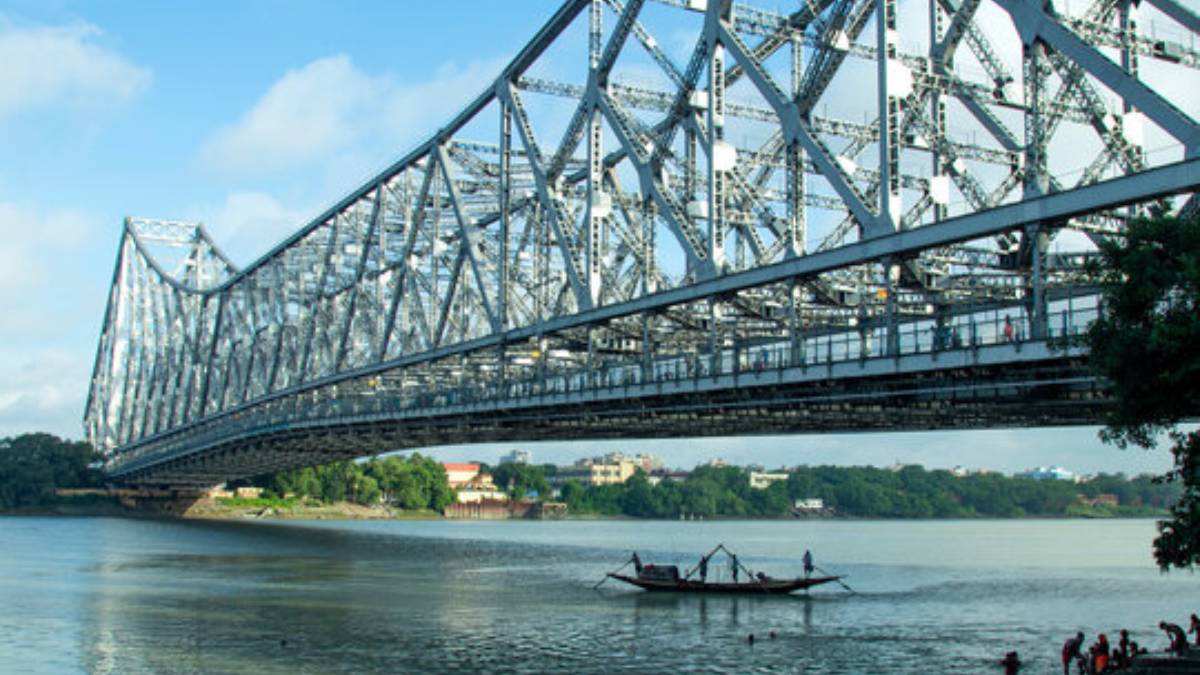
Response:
[1126,650,1200,674]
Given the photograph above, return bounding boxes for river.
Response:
[0,516,1192,673]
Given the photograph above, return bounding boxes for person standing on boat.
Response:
[803,550,814,578]
[699,555,709,582]
[730,554,739,582]
[632,552,643,575]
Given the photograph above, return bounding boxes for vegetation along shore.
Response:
[2,432,1178,521]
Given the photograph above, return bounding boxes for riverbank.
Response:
[185,496,441,521]
[0,495,1170,521]
[0,495,442,521]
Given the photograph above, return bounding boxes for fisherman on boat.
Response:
[803,550,814,578]
[602,544,849,595]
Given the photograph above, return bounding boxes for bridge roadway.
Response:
[109,305,1102,486]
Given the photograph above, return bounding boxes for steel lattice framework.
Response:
[86,0,1200,485]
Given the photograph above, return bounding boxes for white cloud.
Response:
[0,19,151,116]
[0,203,105,441]
[199,54,506,180]
[200,55,383,177]
[0,202,95,294]
[0,347,92,440]
[377,57,509,146]
[200,190,315,266]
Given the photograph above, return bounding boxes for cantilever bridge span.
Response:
[86,0,1200,486]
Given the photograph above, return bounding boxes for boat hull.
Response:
[607,573,840,594]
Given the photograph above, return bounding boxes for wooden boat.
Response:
[603,543,847,595]
[606,570,842,594]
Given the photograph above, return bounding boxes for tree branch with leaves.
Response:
[1087,213,1200,569]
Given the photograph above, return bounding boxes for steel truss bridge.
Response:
[86,0,1200,486]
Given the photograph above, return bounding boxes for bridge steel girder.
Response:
[86,0,1200,486]
[110,342,1101,485]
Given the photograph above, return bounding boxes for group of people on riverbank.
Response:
[1054,614,1200,674]
[1059,630,1137,673]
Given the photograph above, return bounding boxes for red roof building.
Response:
[443,463,482,488]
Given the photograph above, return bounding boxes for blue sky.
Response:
[0,1,1177,476]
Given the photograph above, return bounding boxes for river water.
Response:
[0,516,1193,673]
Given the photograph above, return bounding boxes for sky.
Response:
[0,0,1185,477]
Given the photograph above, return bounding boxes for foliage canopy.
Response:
[1087,214,1200,569]
[261,453,453,512]
[0,433,104,509]
[557,464,1173,519]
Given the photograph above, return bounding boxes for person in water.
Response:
[1161,621,1188,654]
[1089,634,1109,673]
[803,549,814,578]
[1061,632,1084,675]
[1000,651,1021,674]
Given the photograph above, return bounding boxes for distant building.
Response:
[794,498,825,511]
[584,451,663,473]
[748,471,788,490]
[456,473,509,504]
[1079,494,1120,507]
[500,449,532,465]
[705,457,728,468]
[632,453,664,473]
[443,463,482,488]
[548,451,664,488]
[1019,465,1078,482]
[553,457,639,487]
[950,465,970,477]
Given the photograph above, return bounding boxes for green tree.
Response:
[748,480,792,516]
[491,462,549,499]
[0,434,103,509]
[1087,214,1200,569]
[680,478,720,517]
[618,472,661,517]
[414,455,454,511]
[355,475,381,505]
[559,479,590,513]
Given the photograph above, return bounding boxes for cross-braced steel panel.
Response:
[86,0,1200,485]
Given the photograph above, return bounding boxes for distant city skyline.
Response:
[413,425,1176,477]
